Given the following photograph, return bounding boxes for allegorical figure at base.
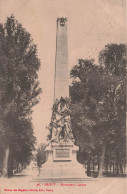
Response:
[47,97,74,145]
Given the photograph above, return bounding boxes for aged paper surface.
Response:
[0,0,126,194]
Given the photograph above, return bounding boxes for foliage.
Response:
[70,44,126,176]
[99,44,126,77]
[36,144,46,169]
[0,15,41,177]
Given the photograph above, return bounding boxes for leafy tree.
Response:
[99,44,126,77]
[70,59,101,176]
[36,144,46,174]
[98,44,126,176]
[70,43,126,177]
[0,15,41,177]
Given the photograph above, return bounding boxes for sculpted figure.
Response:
[47,97,74,145]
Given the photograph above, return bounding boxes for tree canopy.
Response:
[0,15,41,177]
[70,44,126,177]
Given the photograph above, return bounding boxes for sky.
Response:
[0,0,126,145]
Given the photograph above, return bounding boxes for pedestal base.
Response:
[39,142,87,178]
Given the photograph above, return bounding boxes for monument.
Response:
[39,18,87,179]
[54,17,69,100]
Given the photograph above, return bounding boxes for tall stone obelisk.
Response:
[54,18,69,100]
[36,18,88,180]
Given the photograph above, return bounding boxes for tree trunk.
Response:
[98,144,106,177]
[116,163,119,175]
[93,161,95,172]
[110,161,111,172]
[120,163,123,174]
[1,145,10,177]
[113,160,115,173]
[8,147,13,177]
[87,159,91,176]
[105,157,108,174]
[97,155,100,172]
[21,163,23,172]
[16,164,19,174]
[106,160,109,175]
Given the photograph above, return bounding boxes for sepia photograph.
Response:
[0,0,126,193]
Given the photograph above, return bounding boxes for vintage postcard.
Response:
[0,0,126,194]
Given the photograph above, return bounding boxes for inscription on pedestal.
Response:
[53,147,72,161]
[56,149,70,158]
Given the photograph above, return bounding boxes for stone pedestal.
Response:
[39,142,87,178]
